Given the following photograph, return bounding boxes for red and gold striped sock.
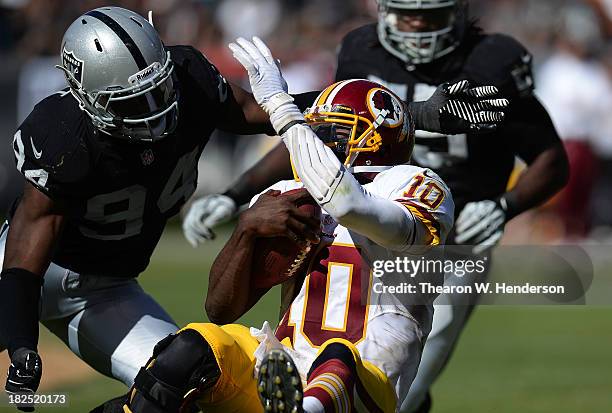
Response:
[303,359,355,413]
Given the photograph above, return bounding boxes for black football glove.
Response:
[409,80,509,134]
[5,348,43,412]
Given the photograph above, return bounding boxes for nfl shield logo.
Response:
[141,149,155,166]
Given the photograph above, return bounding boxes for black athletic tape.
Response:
[86,10,148,70]
[278,120,306,136]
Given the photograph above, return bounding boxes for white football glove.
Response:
[228,37,288,109]
[454,200,507,254]
[182,194,237,248]
[229,37,304,133]
[283,124,420,250]
[283,124,348,213]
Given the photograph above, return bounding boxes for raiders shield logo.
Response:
[62,48,85,86]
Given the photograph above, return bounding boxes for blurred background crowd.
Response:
[0,0,611,242]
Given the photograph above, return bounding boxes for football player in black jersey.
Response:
[0,6,323,409]
[183,1,569,412]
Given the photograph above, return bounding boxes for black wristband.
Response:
[497,193,520,221]
[277,119,306,137]
[223,189,240,204]
[0,268,43,357]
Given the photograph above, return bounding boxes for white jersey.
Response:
[250,165,454,407]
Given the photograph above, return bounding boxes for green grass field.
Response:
[9,225,612,412]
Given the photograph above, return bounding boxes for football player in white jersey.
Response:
[231,38,455,413]
[115,38,458,413]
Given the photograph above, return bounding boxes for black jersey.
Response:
[336,24,561,214]
[10,45,232,277]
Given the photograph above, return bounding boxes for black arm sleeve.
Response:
[0,268,43,356]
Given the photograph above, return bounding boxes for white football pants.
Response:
[400,255,492,412]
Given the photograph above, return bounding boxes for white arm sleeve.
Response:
[337,185,419,251]
[282,124,417,250]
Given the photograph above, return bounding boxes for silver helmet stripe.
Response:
[85,10,148,70]
[60,7,176,141]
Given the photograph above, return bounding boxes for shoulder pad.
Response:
[464,34,535,98]
[167,45,204,66]
[169,45,228,105]
[14,92,92,194]
[340,24,379,52]
[373,165,454,246]
[337,24,387,81]
[372,165,447,196]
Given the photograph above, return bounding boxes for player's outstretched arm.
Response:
[215,55,319,135]
[217,81,277,135]
[1,183,65,410]
[184,37,313,247]
[205,189,319,324]
[409,80,509,134]
[228,37,449,250]
[229,37,306,136]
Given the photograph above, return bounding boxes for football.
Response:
[252,189,322,289]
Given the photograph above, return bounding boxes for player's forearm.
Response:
[206,221,261,324]
[3,209,64,275]
[216,83,274,135]
[505,143,569,220]
[3,183,65,275]
[224,143,292,206]
[333,182,416,250]
[1,185,64,355]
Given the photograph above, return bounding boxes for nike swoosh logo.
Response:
[30,137,42,159]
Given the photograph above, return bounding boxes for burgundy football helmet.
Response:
[304,79,414,176]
